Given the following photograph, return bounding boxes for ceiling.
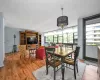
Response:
[0,0,100,33]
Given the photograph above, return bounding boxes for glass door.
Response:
[83,15,100,61]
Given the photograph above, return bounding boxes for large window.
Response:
[45,35,53,43]
[54,35,57,43]
[44,26,78,44]
[86,23,100,45]
[63,33,73,43]
[68,33,73,43]
[58,34,63,43]
[63,34,68,43]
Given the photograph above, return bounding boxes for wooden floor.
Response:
[0,53,98,80]
[0,53,45,80]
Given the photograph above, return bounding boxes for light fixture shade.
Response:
[57,16,68,27]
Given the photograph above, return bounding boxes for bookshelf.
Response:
[20,30,41,49]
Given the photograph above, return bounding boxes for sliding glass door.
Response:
[83,14,100,61]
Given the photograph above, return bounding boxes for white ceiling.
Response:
[0,0,100,33]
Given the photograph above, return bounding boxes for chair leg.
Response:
[69,64,70,67]
[46,65,48,75]
[66,64,67,68]
[54,68,56,80]
[74,66,76,79]
[57,66,58,69]
[76,63,78,73]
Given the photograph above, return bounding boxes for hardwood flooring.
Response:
[0,53,45,80]
[0,53,98,80]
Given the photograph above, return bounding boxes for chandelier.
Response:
[57,7,68,53]
[57,7,68,28]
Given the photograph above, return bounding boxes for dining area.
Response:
[44,45,80,80]
[9,42,82,80]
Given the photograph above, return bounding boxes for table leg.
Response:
[61,58,65,80]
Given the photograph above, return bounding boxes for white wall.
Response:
[0,12,4,67]
[78,18,84,59]
[5,27,24,53]
[41,33,44,46]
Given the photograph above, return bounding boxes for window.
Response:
[68,33,73,43]
[45,35,53,42]
[58,34,63,43]
[73,32,78,43]
[44,26,78,44]
[54,35,58,43]
[63,34,68,43]
[86,23,100,45]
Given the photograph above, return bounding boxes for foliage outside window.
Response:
[44,26,78,44]
[45,35,53,43]
[63,34,68,43]
[68,33,73,43]
[58,36,63,43]
[54,36,57,43]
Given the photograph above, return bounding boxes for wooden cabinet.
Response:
[20,32,26,45]
[20,30,41,49]
[39,35,41,46]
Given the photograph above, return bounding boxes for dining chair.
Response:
[29,48,36,62]
[18,45,29,61]
[45,47,61,80]
[64,46,80,79]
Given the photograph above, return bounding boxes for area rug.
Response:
[33,62,86,80]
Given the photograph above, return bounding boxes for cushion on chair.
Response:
[19,45,30,59]
[25,50,29,58]
[64,58,74,65]
[48,59,61,67]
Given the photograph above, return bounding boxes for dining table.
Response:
[47,47,75,80]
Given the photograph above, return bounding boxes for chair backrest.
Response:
[74,46,80,62]
[45,47,55,63]
[18,45,26,55]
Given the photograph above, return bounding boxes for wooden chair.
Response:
[29,48,36,62]
[45,47,61,80]
[64,46,80,79]
[18,45,29,60]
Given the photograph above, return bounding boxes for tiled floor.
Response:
[85,60,97,66]
[82,65,98,80]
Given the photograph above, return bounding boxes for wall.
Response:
[78,18,84,59]
[5,27,24,53]
[41,33,45,46]
[0,12,4,67]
